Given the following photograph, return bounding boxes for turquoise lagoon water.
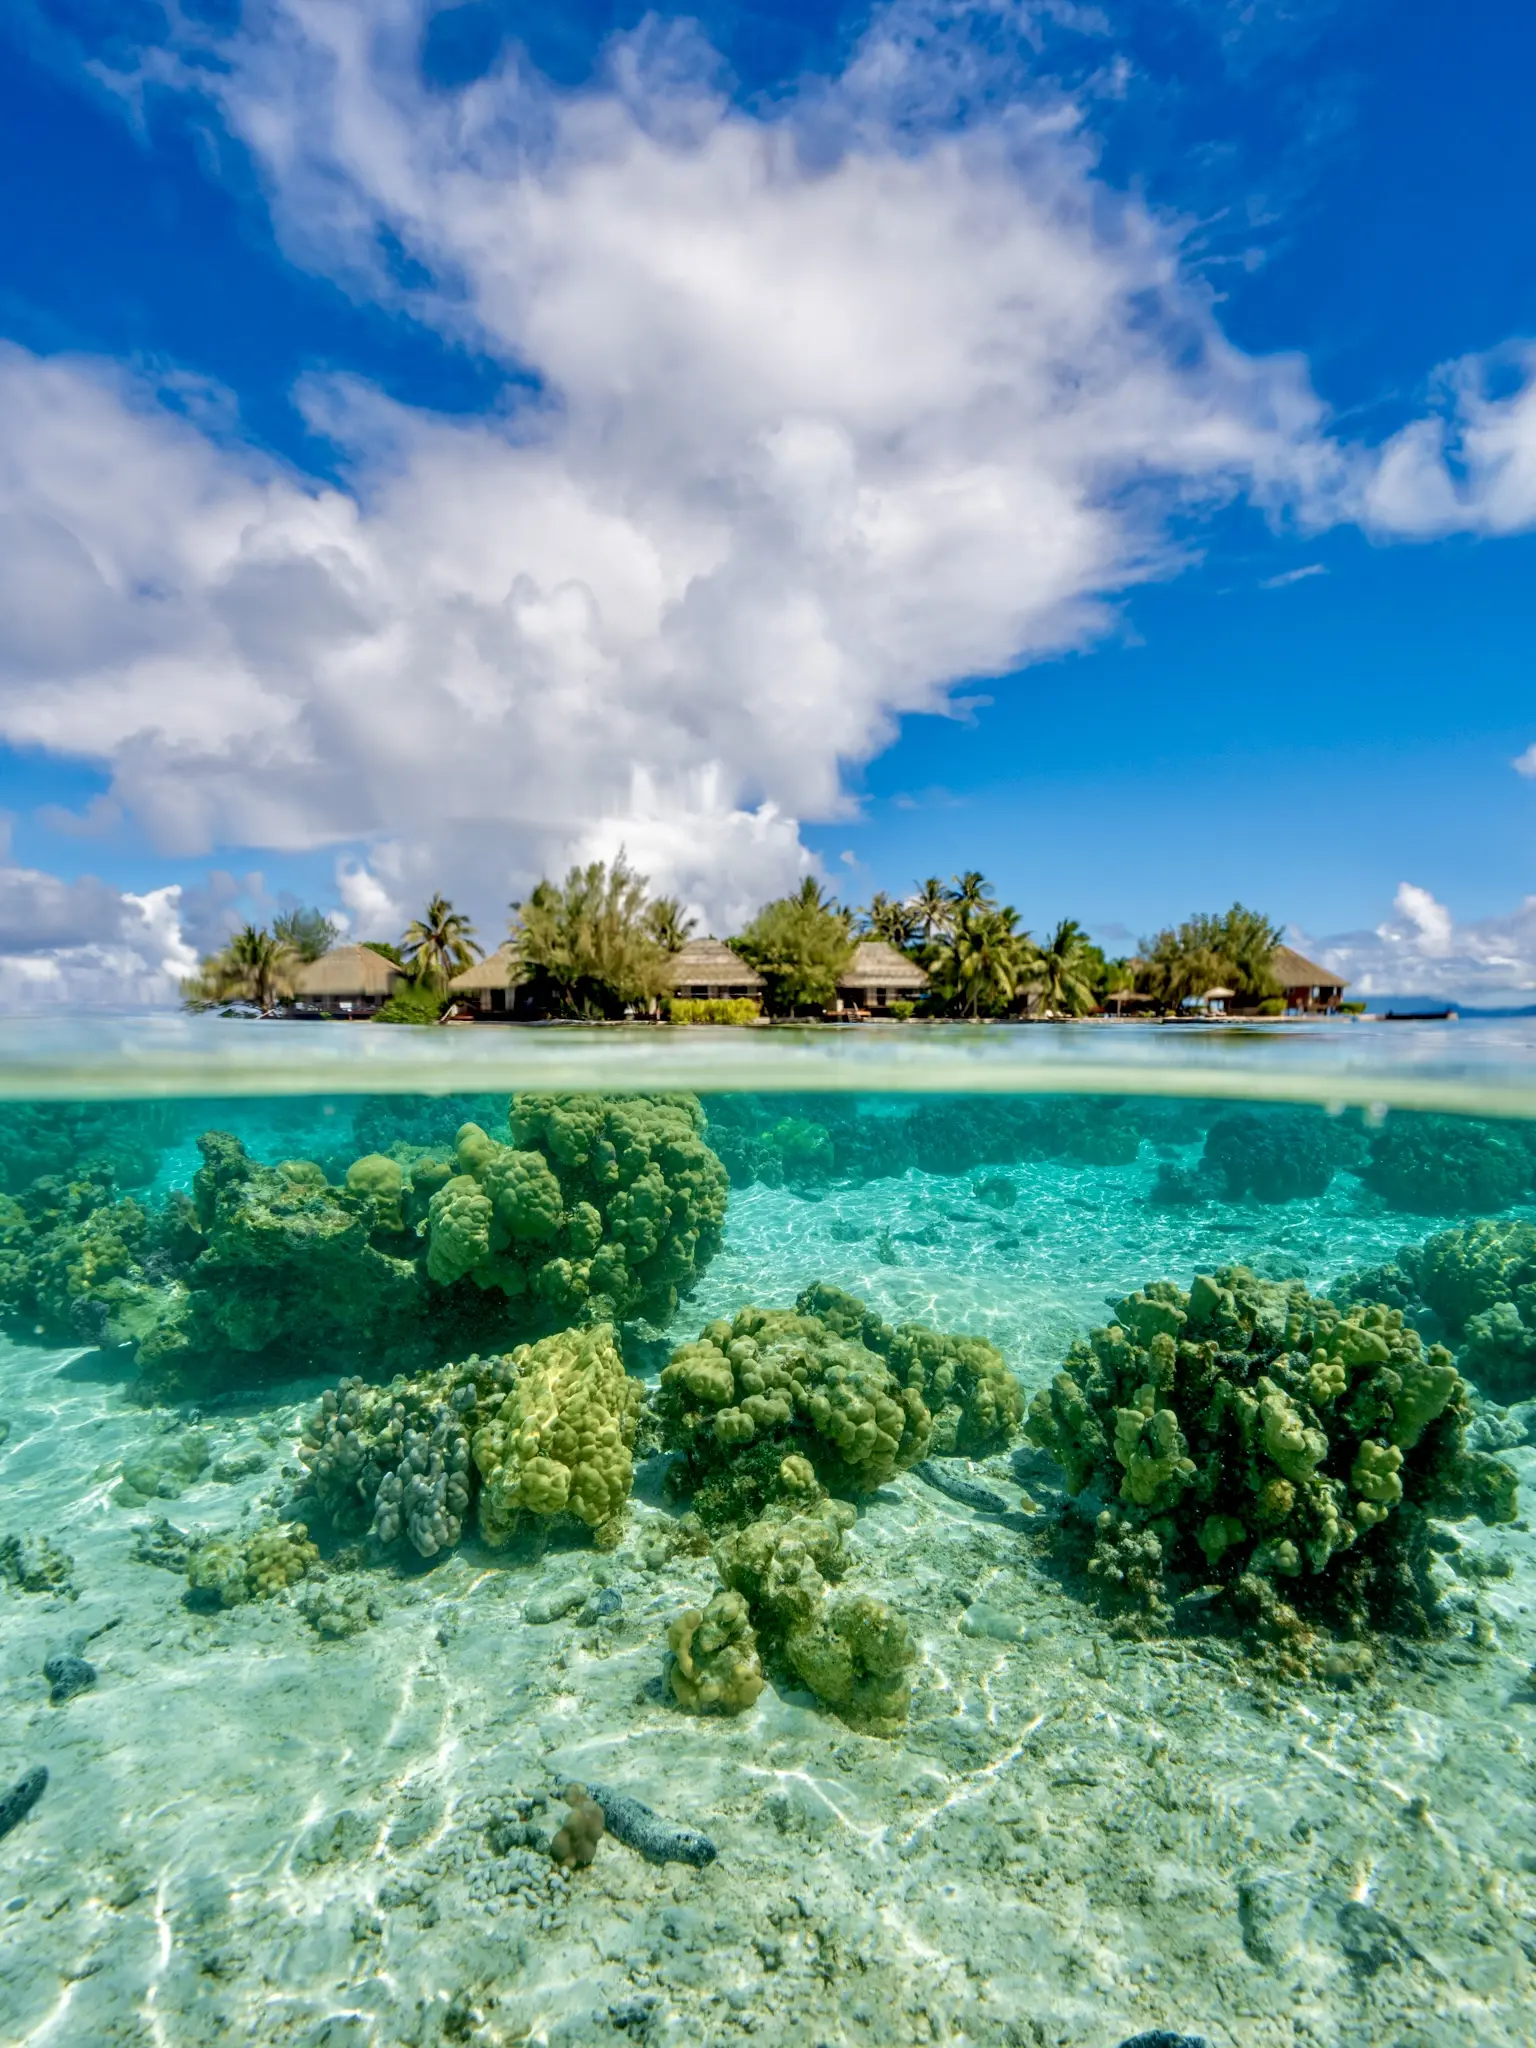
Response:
[1,1020,1535,2048]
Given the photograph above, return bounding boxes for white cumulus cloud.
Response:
[0,0,1353,964]
[1301,884,1536,1003]
[0,872,200,1011]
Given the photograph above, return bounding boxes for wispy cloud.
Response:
[1259,562,1327,589]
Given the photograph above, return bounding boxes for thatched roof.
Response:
[293,944,402,999]
[660,938,763,991]
[840,941,929,992]
[1271,945,1347,991]
[449,942,523,993]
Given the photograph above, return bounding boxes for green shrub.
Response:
[1256,997,1286,1016]
[1340,1001,1367,1015]
[373,984,448,1025]
[665,997,760,1025]
[890,1000,916,1021]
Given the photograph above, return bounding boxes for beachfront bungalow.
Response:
[835,941,929,1016]
[661,939,764,1004]
[291,943,402,1016]
[448,942,525,1018]
[1271,945,1348,1014]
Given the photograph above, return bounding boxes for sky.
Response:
[0,0,1535,1005]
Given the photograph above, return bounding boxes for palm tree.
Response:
[949,870,996,913]
[928,901,1030,1018]
[186,924,300,1010]
[401,894,481,990]
[1025,918,1097,1017]
[860,891,920,950]
[644,895,697,954]
[912,877,953,943]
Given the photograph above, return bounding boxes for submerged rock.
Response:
[43,1652,96,1703]
[0,1765,47,1843]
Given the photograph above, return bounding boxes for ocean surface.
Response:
[1,1020,1534,2048]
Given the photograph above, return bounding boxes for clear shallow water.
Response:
[2,1052,1536,2048]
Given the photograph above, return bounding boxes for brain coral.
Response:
[712,1499,916,1735]
[472,1324,643,1550]
[665,1590,765,1716]
[1026,1265,1517,1649]
[657,1296,935,1528]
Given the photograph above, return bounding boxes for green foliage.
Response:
[1026,1265,1516,1649]
[374,983,449,1024]
[733,878,855,1014]
[182,923,301,1010]
[1257,997,1286,1016]
[401,893,481,990]
[1340,1000,1367,1015]
[923,899,1033,1017]
[644,895,697,953]
[272,907,340,962]
[665,997,759,1025]
[1024,917,1097,1016]
[1137,903,1283,1010]
[515,854,670,1017]
[889,999,916,1021]
[911,877,953,943]
[859,891,920,949]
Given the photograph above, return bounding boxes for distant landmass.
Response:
[1362,997,1536,1018]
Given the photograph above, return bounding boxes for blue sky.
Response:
[1,0,1534,1001]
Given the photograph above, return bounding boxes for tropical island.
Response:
[183,860,1353,1023]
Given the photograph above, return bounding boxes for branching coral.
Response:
[1026,1265,1517,1649]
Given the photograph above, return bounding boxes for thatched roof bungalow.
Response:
[836,941,928,1016]
[1271,945,1347,1014]
[292,944,402,1015]
[449,942,524,1017]
[661,939,763,1002]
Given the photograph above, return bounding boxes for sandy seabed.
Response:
[3,1152,1536,2048]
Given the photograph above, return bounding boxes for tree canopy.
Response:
[514,854,670,1017]
[733,878,856,1012]
[401,893,481,990]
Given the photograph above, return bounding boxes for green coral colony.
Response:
[4,1091,1533,1751]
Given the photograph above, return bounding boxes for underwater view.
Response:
[3,1031,1536,2048]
